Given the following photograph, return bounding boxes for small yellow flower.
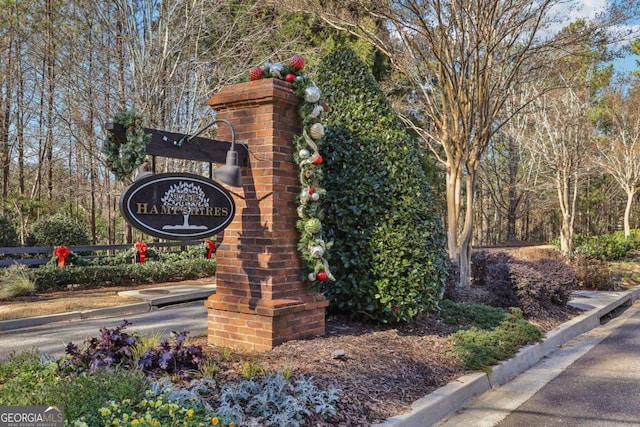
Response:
[131,420,140,426]
[211,418,219,426]
[186,408,194,418]
[229,422,234,427]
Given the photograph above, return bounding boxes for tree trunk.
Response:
[624,189,635,238]
[0,99,9,208]
[446,165,461,259]
[506,137,519,241]
[447,161,477,288]
[45,0,55,200]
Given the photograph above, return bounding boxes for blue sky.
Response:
[574,0,640,74]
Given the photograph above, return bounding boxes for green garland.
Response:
[103,110,151,182]
[247,56,335,284]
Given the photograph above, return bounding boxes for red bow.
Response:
[205,240,216,259]
[53,245,70,267]
[135,241,147,263]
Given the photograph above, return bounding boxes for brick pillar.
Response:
[204,78,328,351]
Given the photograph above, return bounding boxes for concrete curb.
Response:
[0,284,217,332]
[118,285,216,306]
[0,302,152,332]
[374,286,640,427]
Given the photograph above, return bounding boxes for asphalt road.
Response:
[0,301,208,360]
[497,303,640,427]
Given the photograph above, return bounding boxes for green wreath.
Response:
[103,110,151,182]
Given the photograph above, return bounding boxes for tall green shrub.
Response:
[27,213,90,247]
[315,47,449,322]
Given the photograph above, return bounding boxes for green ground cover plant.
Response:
[0,350,149,425]
[437,299,508,330]
[444,307,544,370]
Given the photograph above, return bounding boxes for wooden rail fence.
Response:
[0,241,202,267]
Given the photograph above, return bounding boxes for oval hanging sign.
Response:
[120,172,235,240]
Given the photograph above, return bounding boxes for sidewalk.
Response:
[375,286,640,427]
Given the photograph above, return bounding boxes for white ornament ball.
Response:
[304,86,321,103]
[270,63,283,78]
[310,123,325,140]
[311,192,320,201]
[299,149,310,159]
[311,245,325,258]
[308,272,317,281]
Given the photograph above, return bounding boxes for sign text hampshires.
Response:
[120,173,235,240]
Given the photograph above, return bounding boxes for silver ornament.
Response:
[311,245,325,258]
[299,149,310,159]
[308,272,317,281]
[310,123,324,140]
[311,192,320,201]
[270,63,283,78]
[304,86,321,103]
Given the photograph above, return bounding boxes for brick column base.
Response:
[205,295,328,351]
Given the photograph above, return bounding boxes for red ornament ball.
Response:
[290,55,305,70]
[285,73,296,82]
[308,187,315,194]
[317,270,328,281]
[249,66,263,81]
[312,155,323,165]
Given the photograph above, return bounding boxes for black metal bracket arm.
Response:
[105,122,249,167]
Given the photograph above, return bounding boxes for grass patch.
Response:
[0,265,36,298]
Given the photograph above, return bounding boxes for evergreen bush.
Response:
[571,230,640,260]
[0,215,19,247]
[314,47,449,323]
[27,213,90,247]
[28,258,217,291]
